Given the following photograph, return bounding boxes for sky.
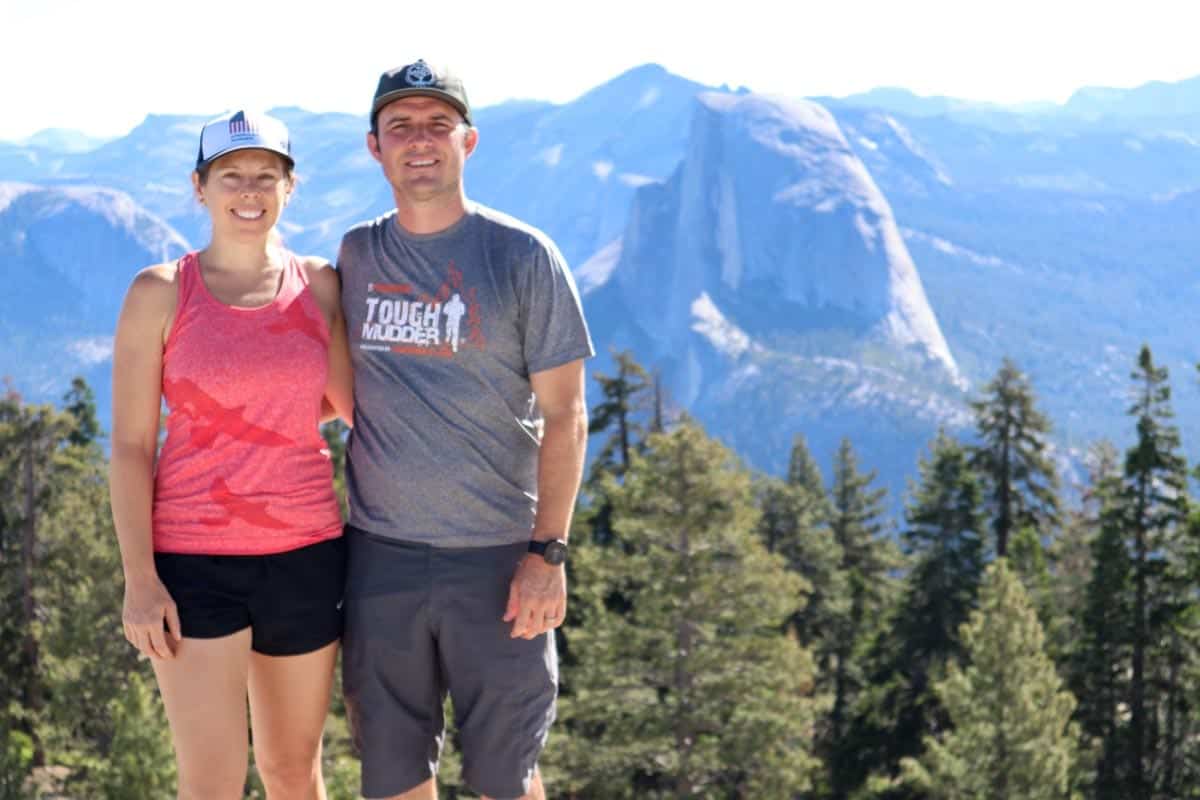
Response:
[5,0,1200,141]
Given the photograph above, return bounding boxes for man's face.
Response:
[368,95,477,205]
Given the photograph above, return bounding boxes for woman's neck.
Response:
[199,236,280,275]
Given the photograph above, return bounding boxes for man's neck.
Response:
[393,190,470,235]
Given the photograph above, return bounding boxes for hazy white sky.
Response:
[5,0,1200,141]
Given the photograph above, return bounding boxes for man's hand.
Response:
[503,555,567,639]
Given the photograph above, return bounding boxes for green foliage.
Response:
[0,383,93,767]
[584,350,658,551]
[756,471,845,675]
[900,560,1081,800]
[587,349,654,481]
[87,673,175,799]
[1064,444,1127,798]
[827,438,900,798]
[845,431,985,795]
[787,433,830,507]
[1119,345,1190,798]
[0,725,33,800]
[9,349,1200,798]
[1042,442,1110,669]
[970,357,1060,557]
[321,418,350,520]
[61,378,102,449]
[551,422,821,797]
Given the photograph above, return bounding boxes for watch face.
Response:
[543,540,568,565]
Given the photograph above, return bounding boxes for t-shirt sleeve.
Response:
[520,237,595,374]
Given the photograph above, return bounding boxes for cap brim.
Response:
[197,143,295,170]
[371,89,470,123]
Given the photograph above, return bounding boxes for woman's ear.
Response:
[191,171,205,205]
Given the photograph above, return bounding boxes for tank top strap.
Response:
[276,248,308,303]
[174,251,204,312]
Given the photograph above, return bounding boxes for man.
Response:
[337,59,593,800]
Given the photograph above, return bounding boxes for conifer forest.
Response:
[3,346,1200,799]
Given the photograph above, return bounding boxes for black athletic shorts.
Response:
[153,535,346,656]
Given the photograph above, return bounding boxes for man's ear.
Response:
[366,131,382,163]
[463,127,479,159]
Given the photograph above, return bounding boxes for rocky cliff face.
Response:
[582,92,967,487]
[600,91,960,387]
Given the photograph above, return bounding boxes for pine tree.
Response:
[900,560,1081,800]
[827,438,899,799]
[1074,490,1133,800]
[587,350,653,481]
[788,434,829,503]
[88,674,176,799]
[62,377,102,449]
[1121,346,1188,798]
[584,350,656,554]
[1045,443,1113,668]
[1164,504,1200,797]
[1059,443,1124,798]
[0,386,79,766]
[970,358,1060,557]
[0,726,32,800]
[757,472,844,689]
[844,431,985,797]
[1008,523,1057,638]
[550,422,821,798]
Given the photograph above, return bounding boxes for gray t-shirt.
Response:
[338,203,594,547]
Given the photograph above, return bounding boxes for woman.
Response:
[109,109,352,799]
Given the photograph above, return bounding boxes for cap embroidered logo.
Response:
[228,112,260,142]
[405,61,435,87]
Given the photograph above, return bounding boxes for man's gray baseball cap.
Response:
[371,60,471,127]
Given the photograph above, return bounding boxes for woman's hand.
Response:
[122,573,182,660]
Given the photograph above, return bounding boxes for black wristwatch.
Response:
[528,538,569,566]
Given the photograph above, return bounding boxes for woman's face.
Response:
[193,149,293,238]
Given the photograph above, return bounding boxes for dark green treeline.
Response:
[4,344,1200,799]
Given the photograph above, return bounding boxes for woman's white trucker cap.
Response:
[196,109,293,170]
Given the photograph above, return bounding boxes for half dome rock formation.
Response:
[578,90,969,487]
[605,91,961,391]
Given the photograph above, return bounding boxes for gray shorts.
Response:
[342,526,558,799]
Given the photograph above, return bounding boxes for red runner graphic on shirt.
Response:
[357,263,486,358]
[164,377,295,448]
[198,477,291,529]
[265,298,327,347]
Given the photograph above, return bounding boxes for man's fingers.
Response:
[513,602,540,639]
[502,580,520,623]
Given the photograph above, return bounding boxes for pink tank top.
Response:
[152,251,343,555]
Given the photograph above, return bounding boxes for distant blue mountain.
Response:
[7,63,1200,501]
[825,87,1013,117]
[1064,75,1200,118]
[22,128,112,153]
[0,183,187,423]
